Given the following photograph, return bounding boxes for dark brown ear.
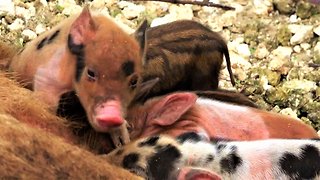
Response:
[134,20,149,51]
[133,20,149,65]
[131,77,159,104]
[69,6,97,46]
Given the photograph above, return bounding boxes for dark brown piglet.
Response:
[134,20,236,102]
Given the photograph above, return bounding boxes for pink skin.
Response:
[177,167,221,180]
[94,100,124,128]
[127,92,318,140]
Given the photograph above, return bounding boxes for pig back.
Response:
[9,16,76,88]
[253,108,319,139]
[141,20,230,99]
[182,98,318,140]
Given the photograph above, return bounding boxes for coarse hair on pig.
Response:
[0,112,141,179]
[133,20,236,102]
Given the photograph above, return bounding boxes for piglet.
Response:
[106,133,320,180]
[9,7,156,147]
[127,92,318,140]
[133,20,236,102]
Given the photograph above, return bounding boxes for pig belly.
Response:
[196,98,270,140]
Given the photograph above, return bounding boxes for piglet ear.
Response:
[133,20,149,66]
[134,20,149,51]
[177,167,222,180]
[133,20,149,53]
[148,92,197,126]
[69,6,97,46]
[131,77,159,103]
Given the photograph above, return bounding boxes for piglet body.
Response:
[135,20,236,102]
[107,134,320,180]
[179,136,320,180]
[128,92,318,140]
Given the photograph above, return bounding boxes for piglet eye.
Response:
[87,69,96,82]
[129,75,139,89]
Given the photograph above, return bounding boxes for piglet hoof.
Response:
[110,122,130,148]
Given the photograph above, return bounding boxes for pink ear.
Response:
[69,6,96,45]
[147,92,197,126]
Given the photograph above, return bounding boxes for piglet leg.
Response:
[109,121,130,148]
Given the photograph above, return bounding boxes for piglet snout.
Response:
[177,167,222,180]
[95,101,124,127]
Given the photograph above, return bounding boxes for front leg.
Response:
[109,121,131,148]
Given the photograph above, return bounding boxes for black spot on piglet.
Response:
[148,144,182,180]
[219,146,242,174]
[122,153,140,169]
[67,35,85,81]
[206,154,214,163]
[122,153,148,178]
[279,144,320,180]
[177,132,203,143]
[68,35,84,55]
[217,143,227,153]
[138,136,159,147]
[37,37,47,50]
[122,61,135,77]
[47,30,60,44]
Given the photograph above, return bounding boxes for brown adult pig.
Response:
[0,41,17,70]
[0,113,141,179]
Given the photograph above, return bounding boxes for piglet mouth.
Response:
[94,100,125,130]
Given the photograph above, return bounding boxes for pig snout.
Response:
[94,100,124,129]
[177,167,222,180]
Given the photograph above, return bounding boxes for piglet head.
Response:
[67,7,153,132]
[129,92,198,139]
